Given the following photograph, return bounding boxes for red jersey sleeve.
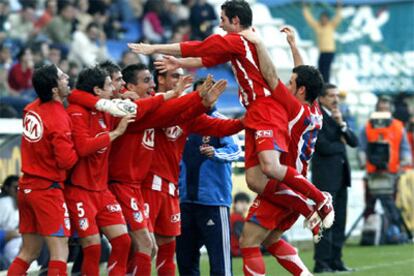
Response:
[272,80,302,120]
[67,105,111,157]
[188,113,244,137]
[134,94,164,120]
[67,90,99,109]
[48,108,78,170]
[180,34,244,60]
[127,92,205,132]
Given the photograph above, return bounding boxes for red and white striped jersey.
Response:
[180,33,273,108]
[274,81,323,176]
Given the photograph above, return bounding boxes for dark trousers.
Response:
[314,184,348,269]
[318,52,335,83]
[176,203,232,276]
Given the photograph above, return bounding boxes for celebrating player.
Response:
[8,65,77,276]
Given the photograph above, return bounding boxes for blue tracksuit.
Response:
[177,110,241,276]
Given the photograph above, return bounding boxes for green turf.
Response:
[198,243,414,276]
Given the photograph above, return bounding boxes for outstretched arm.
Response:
[154,56,203,73]
[303,1,318,29]
[332,0,343,28]
[128,42,182,56]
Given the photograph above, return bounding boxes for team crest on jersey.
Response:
[64,218,71,230]
[79,218,89,231]
[106,204,122,213]
[164,126,183,141]
[202,136,211,144]
[133,211,143,223]
[142,129,155,149]
[255,130,273,139]
[98,118,107,129]
[23,111,44,142]
[170,213,181,223]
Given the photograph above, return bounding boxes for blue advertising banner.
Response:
[268,1,414,93]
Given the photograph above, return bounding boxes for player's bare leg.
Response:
[263,230,313,276]
[155,235,176,276]
[239,222,270,276]
[128,228,155,276]
[102,224,131,276]
[8,234,43,275]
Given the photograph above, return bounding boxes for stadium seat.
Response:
[106,40,129,62]
[122,20,141,42]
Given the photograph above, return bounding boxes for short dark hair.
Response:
[153,67,167,91]
[221,0,252,28]
[320,83,337,97]
[99,60,121,78]
[292,65,324,103]
[122,63,148,85]
[234,192,250,203]
[1,175,19,196]
[76,66,108,94]
[32,64,59,102]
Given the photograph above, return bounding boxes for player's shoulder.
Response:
[67,103,88,115]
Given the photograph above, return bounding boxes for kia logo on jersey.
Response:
[170,213,181,223]
[164,126,183,141]
[255,130,273,139]
[142,129,155,149]
[106,204,122,213]
[23,111,44,142]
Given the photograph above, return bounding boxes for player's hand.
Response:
[200,145,215,157]
[154,55,181,73]
[202,79,227,107]
[164,75,193,100]
[239,27,262,44]
[119,91,139,101]
[95,98,137,117]
[280,26,296,46]
[113,114,135,136]
[128,43,155,55]
[331,108,344,125]
[197,74,214,98]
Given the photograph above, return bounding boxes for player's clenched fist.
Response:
[95,98,137,117]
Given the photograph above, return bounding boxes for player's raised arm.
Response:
[128,42,182,56]
[281,26,304,67]
[154,56,203,73]
[239,28,279,91]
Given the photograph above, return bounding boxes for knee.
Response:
[246,174,261,193]
[239,230,256,249]
[131,231,154,252]
[19,246,42,263]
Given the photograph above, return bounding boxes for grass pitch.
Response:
[199,243,414,276]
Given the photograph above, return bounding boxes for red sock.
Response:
[240,247,265,276]
[131,252,151,276]
[282,167,325,204]
[48,260,67,276]
[262,180,313,218]
[156,241,176,276]
[108,234,131,276]
[7,257,30,276]
[267,240,310,276]
[82,244,101,276]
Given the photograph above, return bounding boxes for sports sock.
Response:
[131,252,151,276]
[48,260,67,276]
[240,247,265,276]
[108,234,131,276]
[7,257,30,276]
[82,244,101,276]
[282,167,325,204]
[262,180,313,218]
[156,241,176,276]
[267,239,310,276]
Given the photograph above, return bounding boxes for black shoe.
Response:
[314,263,334,274]
[331,262,355,272]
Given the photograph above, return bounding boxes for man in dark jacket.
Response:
[311,83,358,273]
